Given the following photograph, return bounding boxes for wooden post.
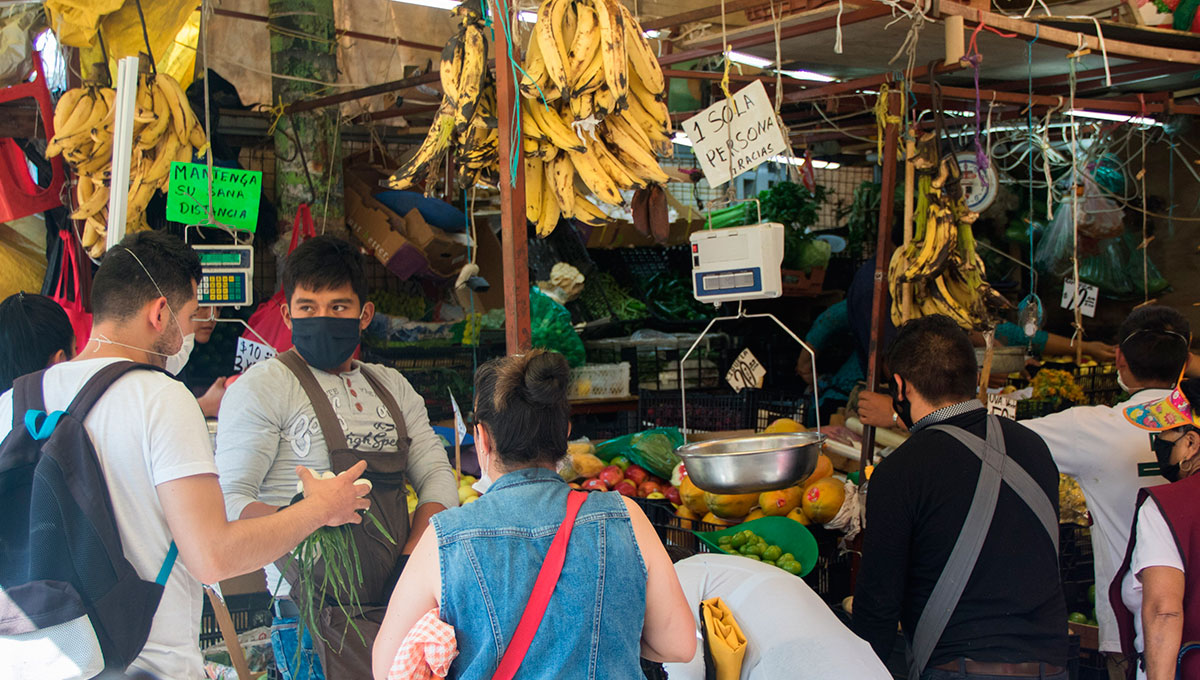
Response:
[269,0,344,237]
[493,0,531,353]
[860,90,902,478]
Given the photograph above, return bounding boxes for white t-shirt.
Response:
[1025,389,1171,652]
[1120,500,1185,680]
[665,554,892,680]
[0,359,218,680]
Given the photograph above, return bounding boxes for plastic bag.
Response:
[1077,177,1124,240]
[531,286,585,367]
[594,427,684,479]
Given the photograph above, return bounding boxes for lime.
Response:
[762,545,783,562]
[1087,585,1096,604]
[724,548,738,555]
[718,535,732,545]
[731,533,749,548]
[780,553,795,564]
[1068,612,1089,624]
[738,543,753,555]
[744,542,765,556]
[744,554,761,561]
[782,561,803,575]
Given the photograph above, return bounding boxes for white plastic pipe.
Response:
[105,56,139,252]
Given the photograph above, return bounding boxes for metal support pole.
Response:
[860,89,902,477]
[492,0,531,353]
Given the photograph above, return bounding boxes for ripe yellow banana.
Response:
[525,156,544,224]
[569,91,595,120]
[519,31,549,100]
[571,193,608,226]
[156,73,197,141]
[591,0,628,112]
[567,6,599,89]
[604,113,653,153]
[591,138,642,191]
[71,178,110,220]
[536,168,561,237]
[568,147,622,206]
[536,0,570,91]
[440,32,464,105]
[52,87,87,134]
[387,106,457,190]
[617,2,665,96]
[454,23,487,132]
[137,82,172,150]
[547,152,576,217]
[603,119,668,184]
[593,85,616,117]
[56,90,97,139]
[527,101,585,153]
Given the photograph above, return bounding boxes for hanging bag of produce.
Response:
[46,228,93,353]
[241,204,316,354]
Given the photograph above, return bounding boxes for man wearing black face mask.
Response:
[853,315,1068,680]
[215,236,458,680]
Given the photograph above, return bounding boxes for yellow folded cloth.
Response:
[701,597,746,680]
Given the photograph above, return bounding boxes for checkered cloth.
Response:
[387,608,458,680]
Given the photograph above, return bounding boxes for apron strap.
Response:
[276,348,350,451]
[907,416,1058,680]
[359,365,409,443]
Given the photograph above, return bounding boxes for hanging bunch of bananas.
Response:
[519,0,673,237]
[47,71,208,258]
[889,158,1010,330]
[388,2,496,191]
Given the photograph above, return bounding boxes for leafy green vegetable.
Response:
[582,273,648,321]
[644,272,714,321]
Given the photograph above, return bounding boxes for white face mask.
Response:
[1117,368,1133,394]
[472,433,494,494]
[165,333,195,376]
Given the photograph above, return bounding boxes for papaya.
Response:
[786,507,811,526]
[679,476,709,515]
[676,504,698,529]
[744,508,766,522]
[758,486,803,516]
[802,477,846,524]
[704,491,759,520]
[764,417,806,433]
[800,454,834,488]
[701,511,742,526]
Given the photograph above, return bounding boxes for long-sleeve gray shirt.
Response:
[215,357,459,593]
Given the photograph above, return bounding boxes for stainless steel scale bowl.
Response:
[677,432,825,494]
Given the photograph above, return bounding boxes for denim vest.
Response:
[431,467,648,679]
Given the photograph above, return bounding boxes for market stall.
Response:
[4,0,1200,676]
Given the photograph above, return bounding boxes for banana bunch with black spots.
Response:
[519,0,673,237]
[47,72,208,258]
[388,3,495,191]
[888,161,1010,330]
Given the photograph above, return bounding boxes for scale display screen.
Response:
[194,245,253,307]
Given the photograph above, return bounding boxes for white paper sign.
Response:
[233,337,276,374]
[987,393,1018,420]
[449,389,467,443]
[681,80,788,187]
[1060,278,1099,318]
[726,348,766,393]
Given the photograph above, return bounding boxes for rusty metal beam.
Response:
[658,4,891,66]
[989,61,1193,94]
[282,71,440,116]
[784,60,965,103]
[212,8,442,53]
[908,81,1200,115]
[661,68,789,85]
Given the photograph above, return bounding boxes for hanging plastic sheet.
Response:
[80,1,200,91]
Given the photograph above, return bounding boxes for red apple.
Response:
[637,481,662,498]
[664,486,682,505]
[614,480,638,498]
[598,465,624,488]
[625,464,649,485]
[581,478,608,492]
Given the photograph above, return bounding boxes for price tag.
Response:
[987,393,1018,420]
[1060,279,1099,318]
[449,389,467,443]
[681,80,788,187]
[726,348,766,393]
[233,337,276,374]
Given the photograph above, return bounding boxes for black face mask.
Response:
[892,383,914,430]
[291,316,361,372]
[1152,435,1182,482]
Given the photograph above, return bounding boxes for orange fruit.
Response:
[679,476,709,515]
[758,486,804,516]
[801,454,834,488]
[786,507,811,526]
[764,418,805,433]
[704,491,759,519]
[676,505,698,529]
[802,477,846,524]
[701,511,742,526]
[744,508,766,521]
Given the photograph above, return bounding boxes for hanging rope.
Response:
[1026,27,1038,295]
[133,0,156,75]
[1141,126,1149,303]
[1068,51,1083,360]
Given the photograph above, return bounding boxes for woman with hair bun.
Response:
[373,349,695,679]
[0,292,75,393]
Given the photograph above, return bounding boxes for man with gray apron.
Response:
[853,316,1069,680]
[215,236,459,680]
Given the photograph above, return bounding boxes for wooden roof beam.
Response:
[641,0,774,31]
[908,81,1200,115]
[658,4,892,66]
[783,60,965,103]
[937,0,1200,65]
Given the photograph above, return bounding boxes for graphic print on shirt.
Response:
[284,413,322,458]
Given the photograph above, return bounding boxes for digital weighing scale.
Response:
[194,245,253,307]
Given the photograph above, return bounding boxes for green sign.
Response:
[166,162,261,232]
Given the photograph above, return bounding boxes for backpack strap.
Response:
[12,369,47,429]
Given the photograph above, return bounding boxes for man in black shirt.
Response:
[853,315,1068,680]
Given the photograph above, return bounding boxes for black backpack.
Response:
[0,362,177,675]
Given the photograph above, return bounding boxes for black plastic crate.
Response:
[1060,523,1094,584]
[1017,397,1074,420]
[753,392,812,431]
[200,592,274,649]
[571,409,640,442]
[1075,364,1122,406]
[633,497,722,560]
[639,389,755,433]
[803,525,856,606]
[587,333,731,394]
[364,338,506,421]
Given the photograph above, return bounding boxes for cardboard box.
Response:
[401,208,469,279]
[345,177,429,280]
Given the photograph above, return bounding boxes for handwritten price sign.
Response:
[726,348,766,393]
[987,393,1018,420]
[1060,278,1099,318]
[233,337,276,374]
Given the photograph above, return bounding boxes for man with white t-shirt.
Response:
[664,554,892,680]
[0,232,371,680]
[1023,306,1192,678]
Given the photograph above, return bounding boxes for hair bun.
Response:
[523,351,569,405]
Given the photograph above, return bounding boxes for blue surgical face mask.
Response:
[291,316,361,372]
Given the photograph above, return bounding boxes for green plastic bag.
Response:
[595,427,684,479]
[531,286,586,367]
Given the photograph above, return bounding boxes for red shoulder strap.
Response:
[492,490,588,680]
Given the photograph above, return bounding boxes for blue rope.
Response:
[1168,136,1176,237]
[1026,26,1038,294]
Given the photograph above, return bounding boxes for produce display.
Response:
[888,163,1009,330]
[47,72,209,258]
[716,530,805,574]
[644,271,716,322]
[580,272,648,321]
[564,441,682,503]
[1031,368,1086,405]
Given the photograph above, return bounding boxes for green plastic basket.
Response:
[694,516,820,577]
